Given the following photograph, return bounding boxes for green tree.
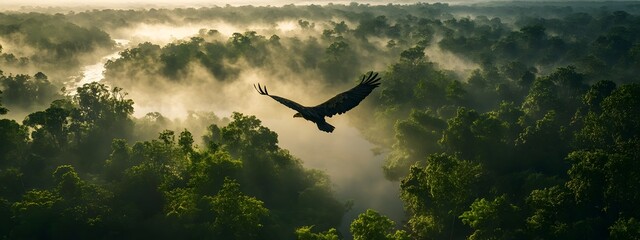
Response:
[333,21,348,34]
[164,187,200,223]
[400,153,483,239]
[610,217,640,240]
[354,15,390,38]
[23,106,71,153]
[208,113,346,239]
[104,139,132,181]
[189,151,242,195]
[71,82,134,171]
[460,195,522,239]
[0,73,61,111]
[582,80,616,113]
[384,110,446,180]
[295,226,339,240]
[207,178,268,240]
[321,40,359,81]
[576,83,640,149]
[11,166,112,239]
[525,185,592,239]
[440,107,511,172]
[0,197,10,238]
[350,209,409,240]
[521,77,560,120]
[326,41,349,60]
[0,119,28,167]
[178,129,194,153]
[11,189,61,239]
[0,90,7,115]
[400,46,426,63]
[515,111,569,175]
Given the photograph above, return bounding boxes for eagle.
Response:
[254,72,381,133]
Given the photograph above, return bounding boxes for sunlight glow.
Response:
[276,21,298,32]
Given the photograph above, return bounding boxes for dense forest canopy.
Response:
[1,1,640,239]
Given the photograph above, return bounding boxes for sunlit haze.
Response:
[2,0,468,9]
[2,0,412,11]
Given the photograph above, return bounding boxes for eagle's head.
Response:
[293,113,302,118]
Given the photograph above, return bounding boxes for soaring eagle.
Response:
[254,72,381,133]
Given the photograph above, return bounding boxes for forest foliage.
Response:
[1,2,640,239]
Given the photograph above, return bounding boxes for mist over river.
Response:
[71,24,405,231]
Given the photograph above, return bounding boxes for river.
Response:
[65,39,130,94]
[71,29,404,235]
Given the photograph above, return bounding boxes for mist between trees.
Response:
[1,1,640,239]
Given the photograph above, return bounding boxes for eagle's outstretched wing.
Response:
[312,72,381,117]
[254,83,306,112]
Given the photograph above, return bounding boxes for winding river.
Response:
[66,39,130,94]
[72,30,404,233]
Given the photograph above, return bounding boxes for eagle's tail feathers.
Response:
[317,121,335,133]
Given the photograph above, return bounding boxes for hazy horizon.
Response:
[3,0,430,10]
[0,0,626,12]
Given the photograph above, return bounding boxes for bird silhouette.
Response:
[254,72,381,133]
